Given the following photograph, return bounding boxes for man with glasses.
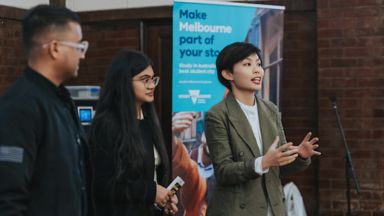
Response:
[0,4,93,216]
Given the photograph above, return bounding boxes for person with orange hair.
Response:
[171,112,209,216]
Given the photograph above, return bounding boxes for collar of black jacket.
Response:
[24,67,73,103]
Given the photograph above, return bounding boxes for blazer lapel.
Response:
[256,97,277,154]
[226,93,261,157]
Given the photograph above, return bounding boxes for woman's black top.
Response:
[90,115,170,216]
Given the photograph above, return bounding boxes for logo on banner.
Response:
[188,90,200,104]
[179,89,211,105]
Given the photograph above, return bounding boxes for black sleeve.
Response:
[89,117,156,208]
[0,101,40,215]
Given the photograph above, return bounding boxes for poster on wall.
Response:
[172,0,285,215]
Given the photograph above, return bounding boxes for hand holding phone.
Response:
[167,176,185,195]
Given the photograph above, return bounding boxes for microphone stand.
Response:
[330,96,360,216]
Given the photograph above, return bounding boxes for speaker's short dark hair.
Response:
[22,4,80,53]
[216,42,262,90]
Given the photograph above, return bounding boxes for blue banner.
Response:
[172,1,285,215]
[172,0,284,112]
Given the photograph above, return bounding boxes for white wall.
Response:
[66,0,236,12]
[1,0,236,11]
[0,0,173,10]
[66,0,173,12]
[0,0,49,9]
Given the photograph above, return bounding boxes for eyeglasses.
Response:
[42,40,89,55]
[58,41,89,55]
[133,76,160,88]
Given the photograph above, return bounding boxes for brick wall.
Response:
[281,10,319,216]
[317,0,384,215]
[68,20,140,86]
[0,6,25,93]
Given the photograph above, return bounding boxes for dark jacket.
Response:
[0,67,94,216]
[205,93,310,216]
[90,114,171,216]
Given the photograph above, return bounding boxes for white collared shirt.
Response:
[236,97,273,216]
[153,145,161,182]
[236,98,263,153]
[236,98,269,174]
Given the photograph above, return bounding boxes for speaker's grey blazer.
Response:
[204,92,310,216]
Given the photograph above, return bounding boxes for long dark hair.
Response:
[89,49,165,180]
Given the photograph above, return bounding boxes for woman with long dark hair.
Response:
[88,49,177,216]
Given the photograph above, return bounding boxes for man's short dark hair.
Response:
[22,4,81,53]
[216,42,262,90]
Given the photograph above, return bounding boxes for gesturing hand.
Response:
[262,136,299,170]
[298,132,321,159]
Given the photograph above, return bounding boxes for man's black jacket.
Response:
[0,67,94,216]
